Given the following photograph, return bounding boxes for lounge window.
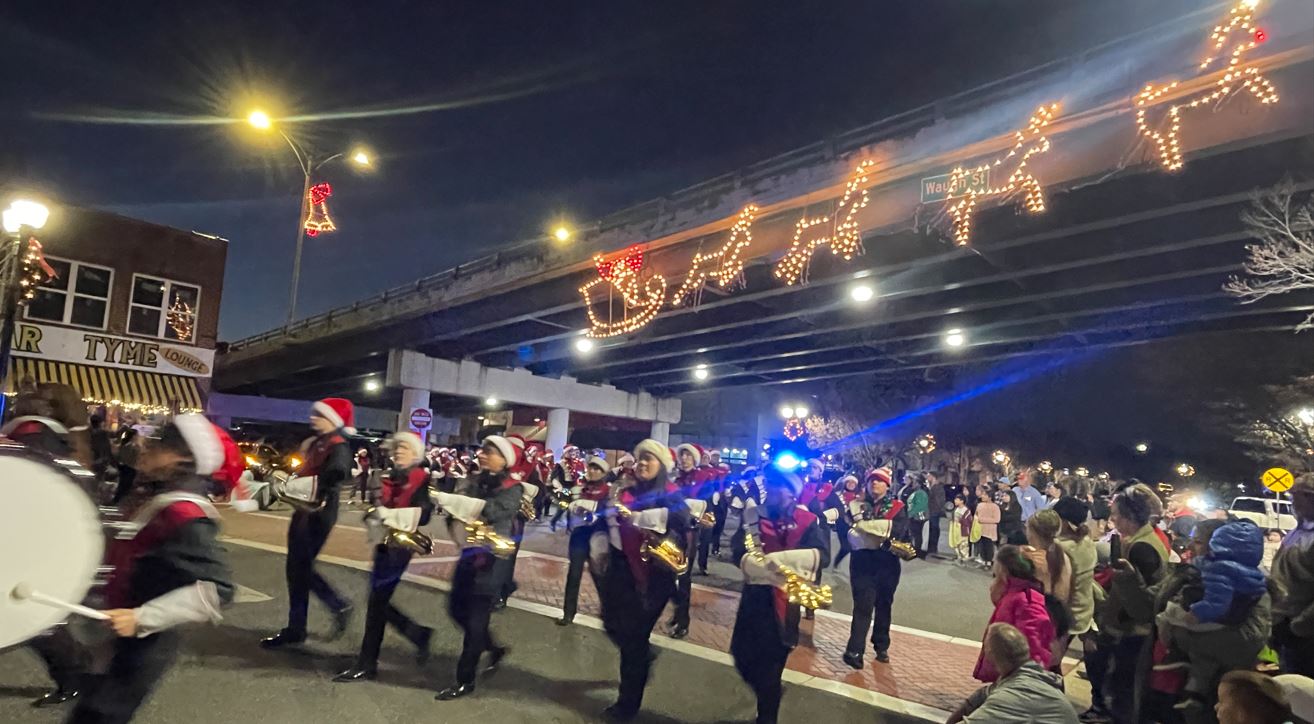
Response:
[24,257,113,329]
[128,274,200,343]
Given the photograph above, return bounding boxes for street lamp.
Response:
[245,110,372,325]
[1135,441,1150,454]
[944,328,967,348]
[692,363,710,381]
[1175,462,1196,477]
[0,199,50,414]
[849,283,874,303]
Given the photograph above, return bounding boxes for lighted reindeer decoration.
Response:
[1135,0,1278,173]
[672,204,758,307]
[946,103,1060,247]
[774,160,874,286]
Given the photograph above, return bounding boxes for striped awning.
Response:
[6,358,204,413]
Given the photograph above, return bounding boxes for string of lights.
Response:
[672,204,758,307]
[947,103,1059,246]
[304,182,337,237]
[166,298,195,341]
[774,160,875,286]
[1136,0,1277,172]
[580,245,668,338]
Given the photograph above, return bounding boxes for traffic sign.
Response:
[920,167,991,203]
[1262,467,1295,493]
[409,408,433,431]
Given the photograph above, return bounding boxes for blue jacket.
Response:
[1191,521,1267,624]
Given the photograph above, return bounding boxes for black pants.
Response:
[732,586,792,724]
[1109,634,1146,724]
[561,527,592,620]
[696,526,714,572]
[68,631,180,724]
[926,515,941,555]
[351,473,368,501]
[978,537,996,564]
[1280,630,1314,677]
[710,503,727,555]
[30,625,87,691]
[286,508,347,634]
[550,504,569,530]
[111,466,137,504]
[908,519,926,555]
[449,558,499,685]
[846,550,901,655]
[601,549,675,716]
[670,533,695,628]
[357,545,428,668]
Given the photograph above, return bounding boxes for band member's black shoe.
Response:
[492,597,507,611]
[602,703,638,722]
[330,605,353,641]
[31,687,78,707]
[415,627,433,665]
[669,624,689,640]
[695,568,708,576]
[259,629,306,649]
[556,615,574,626]
[483,646,507,674]
[875,649,891,663]
[332,666,377,683]
[842,651,864,670]
[435,683,476,701]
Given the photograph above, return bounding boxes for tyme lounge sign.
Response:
[11,322,215,378]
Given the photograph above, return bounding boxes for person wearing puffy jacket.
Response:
[973,545,1055,683]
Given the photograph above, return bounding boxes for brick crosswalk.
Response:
[221,510,982,718]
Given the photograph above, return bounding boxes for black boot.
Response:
[259,629,306,649]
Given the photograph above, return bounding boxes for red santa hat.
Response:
[618,452,635,467]
[634,439,675,473]
[312,397,356,435]
[505,433,527,451]
[174,414,251,508]
[483,435,522,470]
[586,455,609,471]
[676,443,703,465]
[391,431,425,461]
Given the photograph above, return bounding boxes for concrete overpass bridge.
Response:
[215,3,1314,449]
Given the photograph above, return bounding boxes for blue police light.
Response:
[773,451,803,471]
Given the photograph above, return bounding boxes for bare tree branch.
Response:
[1225,183,1314,330]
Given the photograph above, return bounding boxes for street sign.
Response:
[409,408,433,431]
[1262,467,1295,493]
[920,167,991,203]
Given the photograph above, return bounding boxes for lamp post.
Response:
[246,111,370,325]
[0,199,50,417]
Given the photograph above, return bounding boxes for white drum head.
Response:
[0,454,104,649]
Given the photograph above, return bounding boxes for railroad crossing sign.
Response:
[1262,467,1295,493]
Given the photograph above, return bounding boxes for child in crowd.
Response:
[975,486,1001,569]
[950,495,972,564]
[973,545,1055,682]
[1216,671,1293,724]
[1157,520,1269,711]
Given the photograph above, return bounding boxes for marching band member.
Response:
[709,455,732,560]
[668,443,706,638]
[731,464,829,724]
[832,474,861,569]
[548,445,584,531]
[496,434,537,610]
[593,439,692,722]
[556,454,613,626]
[70,414,238,724]
[334,431,434,683]
[430,435,523,701]
[842,466,910,668]
[347,448,371,504]
[261,398,356,650]
[797,459,839,619]
[730,467,767,539]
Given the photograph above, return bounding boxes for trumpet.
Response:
[743,532,833,610]
[613,501,689,575]
[465,520,518,558]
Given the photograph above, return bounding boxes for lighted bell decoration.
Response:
[303,183,337,237]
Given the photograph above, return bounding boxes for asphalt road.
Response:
[0,544,928,724]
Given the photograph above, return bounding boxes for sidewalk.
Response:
[221,510,982,720]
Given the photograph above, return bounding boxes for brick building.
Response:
[4,204,227,417]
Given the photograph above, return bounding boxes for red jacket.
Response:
[973,577,1055,682]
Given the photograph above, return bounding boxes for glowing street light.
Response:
[553,225,572,242]
[1175,462,1196,477]
[363,378,381,393]
[2,199,50,233]
[484,396,499,408]
[351,149,372,167]
[1297,408,1314,426]
[247,110,272,130]
[991,449,1011,466]
[849,283,874,303]
[573,336,595,354]
[794,406,810,419]
[1135,442,1150,454]
[779,406,795,419]
[915,433,937,454]
[944,328,967,348]
[693,364,710,381]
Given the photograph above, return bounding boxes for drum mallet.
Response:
[9,582,110,620]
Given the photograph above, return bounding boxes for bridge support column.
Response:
[545,407,570,456]
[400,387,431,434]
[649,421,670,445]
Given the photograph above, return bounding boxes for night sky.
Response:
[1,0,1204,341]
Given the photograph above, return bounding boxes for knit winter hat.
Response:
[866,467,893,486]
[312,397,356,435]
[634,439,675,472]
[586,455,609,472]
[1052,497,1090,527]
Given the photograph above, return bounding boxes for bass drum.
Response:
[0,441,105,650]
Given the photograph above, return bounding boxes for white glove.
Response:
[134,581,223,637]
[629,507,668,534]
[685,499,708,519]
[741,549,821,586]
[568,499,599,516]
[430,491,486,522]
[823,508,840,525]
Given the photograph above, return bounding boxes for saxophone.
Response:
[613,500,690,575]
[742,531,833,610]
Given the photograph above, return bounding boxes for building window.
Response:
[128,274,200,344]
[24,257,113,329]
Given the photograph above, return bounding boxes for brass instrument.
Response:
[697,511,717,529]
[887,538,919,561]
[465,520,518,558]
[364,506,434,555]
[270,470,325,513]
[613,501,689,575]
[519,496,538,521]
[742,532,833,610]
